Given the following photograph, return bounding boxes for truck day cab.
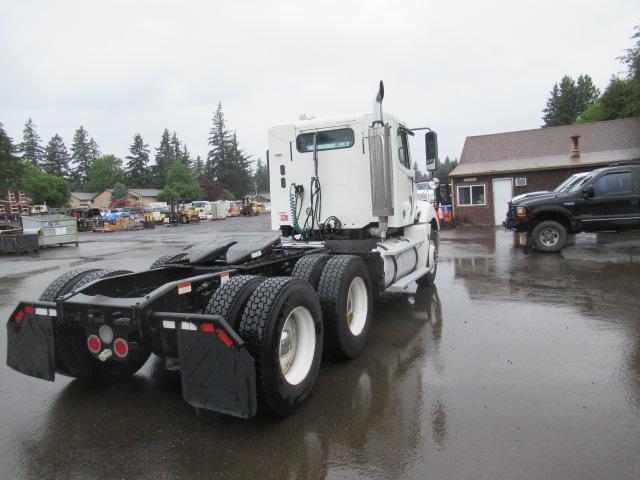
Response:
[7,82,440,418]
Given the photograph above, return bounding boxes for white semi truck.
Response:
[7,81,440,418]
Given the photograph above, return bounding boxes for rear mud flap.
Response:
[6,302,56,381]
[177,326,257,418]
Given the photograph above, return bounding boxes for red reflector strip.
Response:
[24,306,34,314]
[15,310,24,323]
[201,322,215,333]
[217,331,234,347]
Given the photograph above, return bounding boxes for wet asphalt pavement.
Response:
[1,216,639,480]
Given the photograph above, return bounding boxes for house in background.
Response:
[449,116,640,225]
[126,188,161,206]
[69,192,99,208]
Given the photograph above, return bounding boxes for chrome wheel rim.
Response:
[346,277,368,336]
[539,228,559,247]
[279,306,316,385]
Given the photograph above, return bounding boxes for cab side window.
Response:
[593,172,631,196]
[397,129,411,169]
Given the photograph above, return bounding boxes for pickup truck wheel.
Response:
[416,228,439,286]
[205,275,266,328]
[291,253,331,289]
[317,255,372,359]
[239,277,323,416]
[532,220,567,252]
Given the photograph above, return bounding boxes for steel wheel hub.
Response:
[278,306,316,385]
[540,228,559,247]
[346,276,368,336]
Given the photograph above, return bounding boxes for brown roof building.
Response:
[449,116,640,225]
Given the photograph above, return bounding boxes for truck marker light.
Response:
[162,320,176,329]
[280,213,289,222]
[251,250,262,259]
[87,335,101,354]
[99,325,114,344]
[201,322,215,333]
[178,282,192,295]
[24,306,34,314]
[15,310,24,323]
[181,321,197,331]
[217,331,234,348]
[35,307,48,316]
[113,338,128,358]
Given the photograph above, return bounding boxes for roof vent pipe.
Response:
[570,135,581,158]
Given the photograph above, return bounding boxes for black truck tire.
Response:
[205,275,266,328]
[238,277,323,416]
[44,268,149,383]
[291,253,331,289]
[416,228,439,286]
[39,268,101,302]
[317,255,373,359]
[39,268,102,375]
[531,220,567,252]
[150,252,188,269]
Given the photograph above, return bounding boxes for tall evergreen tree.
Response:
[88,137,101,163]
[180,143,192,167]
[43,134,71,178]
[20,118,44,166]
[228,131,252,196]
[126,133,151,187]
[206,102,232,182]
[254,157,269,193]
[154,129,173,187]
[170,131,181,162]
[193,155,205,179]
[70,126,93,186]
[543,75,599,126]
[0,122,24,194]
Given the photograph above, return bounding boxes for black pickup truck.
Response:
[505,161,640,251]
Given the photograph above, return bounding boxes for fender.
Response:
[529,205,576,229]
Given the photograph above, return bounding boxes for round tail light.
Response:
[113,338,129,358]
[87,335,101,354]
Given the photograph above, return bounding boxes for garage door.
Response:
[492,178,512,225]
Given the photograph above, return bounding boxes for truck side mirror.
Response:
[582,185,595,198]
[425,131,438,172]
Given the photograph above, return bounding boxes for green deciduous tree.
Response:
[18,162,70,206]
[111,181,127,200]
[159,160,202,202]
[126,133,151,187]
[576,25,640,123]
[43,134,71,178]
[70,126,94,186]
[20,118,44,166]
[0,123,24,195]
[85,154,124,192]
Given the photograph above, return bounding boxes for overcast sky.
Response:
[1,0,637,171]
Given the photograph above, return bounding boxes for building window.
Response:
[457,185,486,206]
[515,177,527,187]
[296,128,355,153]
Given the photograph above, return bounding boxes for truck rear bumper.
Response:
[6,303,258,418]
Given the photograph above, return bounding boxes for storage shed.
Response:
[449,117,640,225]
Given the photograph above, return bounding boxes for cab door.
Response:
[576,170,636,231]
[394,125,416,225]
